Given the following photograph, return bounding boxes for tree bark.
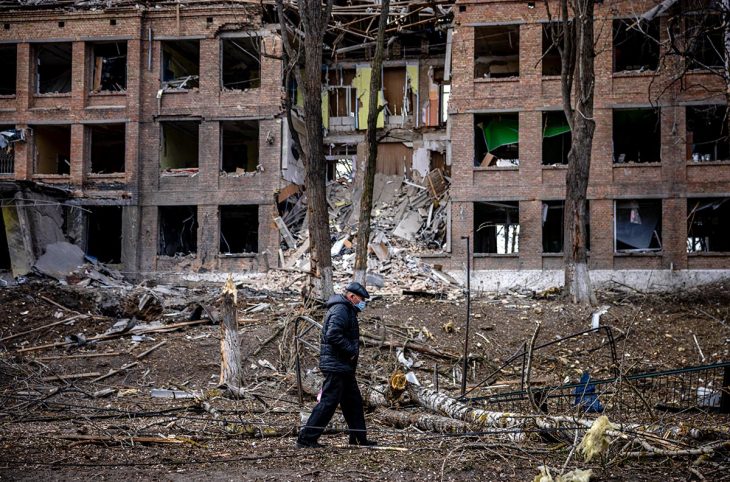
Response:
[375,408,471,433]
[353,0,390,286]
[562,0,597,305]
[219,277,242,389]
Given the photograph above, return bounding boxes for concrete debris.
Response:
[33,242,85,281]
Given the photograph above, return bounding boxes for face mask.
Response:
[355,300,366,312]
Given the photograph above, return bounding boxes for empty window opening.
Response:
[220,205,258,254]
[613,18,659,73]
[0,210,10,270]
[325,143,355,181]
[383,67,415,117]
[613,108,660,163]
[686,105,729,161]
[90,124,125,174]
[86,206,122,264]
[474,25,519,78]
[160,121,199,170]
[221,37,261,90]
[542,111,571,165]
[158,206,198,256]
[33,125,71,175]
[542,23,564,76]
[474,201,520,254]
[686,13,724,69]
[161,40,199,89]
[90,41,127,92]
[615,199,662,252]
[543,201,564,253]
[221,120,259,173]
[0,125,21,174]
[687,198,730,252]
[475,113,519,167]
[36,43,72,94]
[326,68,357,119]
[0,44,17,95]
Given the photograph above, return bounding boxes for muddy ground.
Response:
[1,277,729,481]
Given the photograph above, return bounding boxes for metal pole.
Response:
[460,235,471,398]
[294,317,303,406]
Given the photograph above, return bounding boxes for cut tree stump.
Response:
[220,275,242,393]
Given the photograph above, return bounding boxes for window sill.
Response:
[0,95,16,99]
[220,171,258,177]
[218,253,257,258]
[32,174,70,179]
[417,251,451,258]
[613,162,661,167]
[161,168,199,177]
[473,166,519,171]
[157,254,197,260]
[612,70,656,78]
[89,90,127,96]
[88,172,126,178]
[542,164,568,169]
[33,93,71,98]
[688,251,730,257]
[474,253,519,258]
[614,251,662,257]
[687,160,730,166]
[160,87,198,94]
[474,76,519,83]
[542,252,592,257]
[541,75,561,80]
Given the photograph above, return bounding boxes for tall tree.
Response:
[277,0,335,298]
[353,0,390,285]
[554,0,598,304]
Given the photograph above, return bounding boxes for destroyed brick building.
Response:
[0,0,729,289]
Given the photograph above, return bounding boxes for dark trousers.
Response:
[297,371,367,444]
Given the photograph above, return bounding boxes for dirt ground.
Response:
[1,277,729,481]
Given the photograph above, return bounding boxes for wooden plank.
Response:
[41,372,101,382]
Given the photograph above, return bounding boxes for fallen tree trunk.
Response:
[291,370,389,408]
[375,408,471,433]
[360,331,459,360]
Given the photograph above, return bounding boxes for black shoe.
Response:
[296,439,325,449]
[349,439,377,447]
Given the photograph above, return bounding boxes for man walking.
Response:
[296,282,376,448]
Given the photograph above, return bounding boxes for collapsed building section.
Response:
[90,41,127,92]
[221,37,261,90]
[474,25,519,78]
[613,18,659,72]
[32,125,71,175]
[687,198,730,252]
[474,201,519,254]
[0,44,16,95]
[85,206,122,264]
[475,113,519,167]
[220,205,258,255]
[615,200,662,252]
[36,42,72,94]
[613,108,660,163]
[160,121,199,171]
[686,105,728,161]
[158,206,198,257]
[221,120,258,173]
[89,124,125,174]
[161,40,199,89]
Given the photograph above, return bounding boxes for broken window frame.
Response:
[35,43,73,95]
[684,9,725,70]
[85,206,123,264]
[381,65,418,121]
[687,197,730,253]
[89,41,127,93]
[0,126,23,175]
[686,104,729,162]
[614,199,663,253]
[159,121,200,172]
[221,36,262,91]
[0,44,17,96]
[474,201,520,255]
[541,22,565,76]
[220,120,259,174]
[612,18,660,73]
[474,24,520,79]
[160,40,200,90]
[325,143,356,181]
[157,205,198,257]
[88,123,126,175]
[474,113,519,167]
[542,200,591,254]
[219,204,259,256]
[612,108,661,164]
[542,110,571,165]
[32,124,71,175]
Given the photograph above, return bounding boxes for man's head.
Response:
[344,282,370,311]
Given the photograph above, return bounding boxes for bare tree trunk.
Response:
[562,0,597,305]
[219,277,241,388]
[353,0,390,286]
[375,408,471,433]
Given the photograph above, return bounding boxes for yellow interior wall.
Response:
[160,124,199,169]
[354,66,384,130]
[35,127,70,174]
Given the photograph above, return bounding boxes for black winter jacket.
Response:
[319,294,360,373]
